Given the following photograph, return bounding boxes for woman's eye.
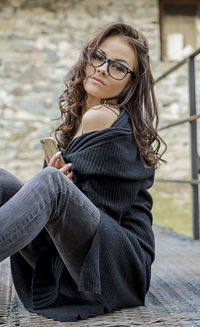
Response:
[91,51,104,61]
[112,63,126,72]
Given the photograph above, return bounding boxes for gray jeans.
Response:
[0,167,100,283]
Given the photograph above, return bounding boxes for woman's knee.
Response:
[38,167,70,193]
[41,167,71,182]
[39,167,61,180]
[0,168,23,204]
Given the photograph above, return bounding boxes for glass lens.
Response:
[88,50,128,80]
[109,61,127,79]
[89,51,105,67]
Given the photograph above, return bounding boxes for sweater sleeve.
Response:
[120,174,155,263]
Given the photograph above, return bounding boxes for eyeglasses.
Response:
[87,50,135,80]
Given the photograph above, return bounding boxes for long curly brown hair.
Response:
[54,22,166,168]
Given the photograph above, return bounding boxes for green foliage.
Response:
[150,182,194,237]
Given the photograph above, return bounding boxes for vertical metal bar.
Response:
[188,56,200,239]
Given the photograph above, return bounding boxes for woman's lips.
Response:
[91,77,105,85]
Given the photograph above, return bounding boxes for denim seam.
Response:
[0,194,57,248]
[0,190,98,249]
[64,190,99,218]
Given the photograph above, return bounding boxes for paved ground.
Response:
[0,224,200,327]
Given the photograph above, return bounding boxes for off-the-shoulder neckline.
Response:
[71,108,125,143]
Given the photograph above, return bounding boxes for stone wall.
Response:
[0,0,199,182]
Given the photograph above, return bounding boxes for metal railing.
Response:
[155,48,200,240]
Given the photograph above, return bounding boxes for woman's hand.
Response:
[44,152,73,181]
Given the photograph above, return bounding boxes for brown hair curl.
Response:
[54,22,166,168]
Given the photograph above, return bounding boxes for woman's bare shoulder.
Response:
[82,105,120,133]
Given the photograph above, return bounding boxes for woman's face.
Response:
[83,35,137,108]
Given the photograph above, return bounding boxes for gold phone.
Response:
[40,137,65,165]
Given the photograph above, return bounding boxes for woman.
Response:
[0,22,166,322]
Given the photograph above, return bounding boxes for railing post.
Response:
[188,56,200,240]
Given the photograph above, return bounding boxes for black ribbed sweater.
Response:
[11,108,155,322]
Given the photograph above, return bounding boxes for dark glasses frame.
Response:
[88,50,135,80]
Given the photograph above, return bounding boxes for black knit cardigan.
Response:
[11,108,155,322]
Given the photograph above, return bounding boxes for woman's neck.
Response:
[85,96,100,111]
[83,96,118,117]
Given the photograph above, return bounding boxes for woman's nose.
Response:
[97,62,109,75]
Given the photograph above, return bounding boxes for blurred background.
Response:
[0,0,199,237]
